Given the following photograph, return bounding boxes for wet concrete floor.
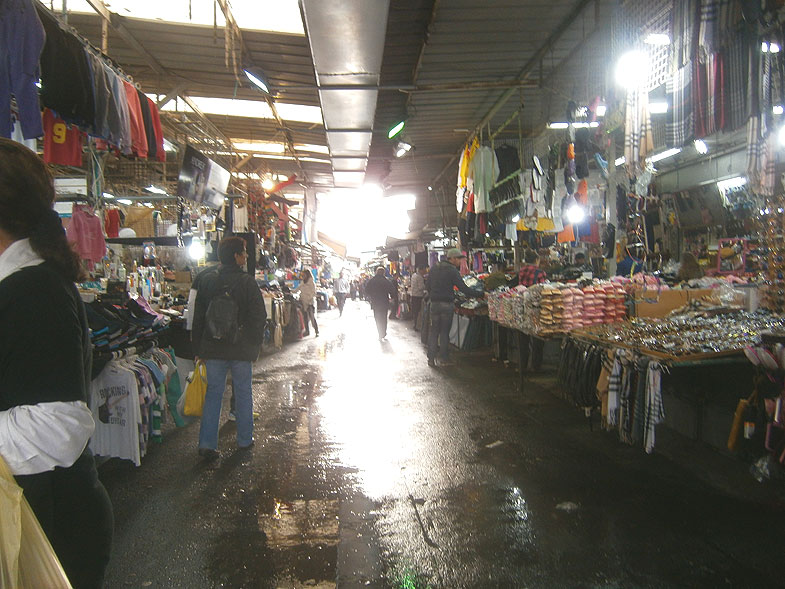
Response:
[99,300,785,588]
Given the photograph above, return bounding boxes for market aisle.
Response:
[99,299,785,588]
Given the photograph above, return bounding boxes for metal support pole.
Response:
[606,136,618,277]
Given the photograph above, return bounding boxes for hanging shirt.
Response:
[89,362,142,466]
[146,96,166,162]
[105,208,121,238]
[469,146,499,213]
[43,108,84,167]
[0,0,45,139]
[122,80,148,158]
[67,204,106,264]
[85,49,111,139]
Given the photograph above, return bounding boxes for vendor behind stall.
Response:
[676,252,704,282]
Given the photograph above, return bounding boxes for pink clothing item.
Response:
[122,81,148,158]
[66,204,106,264]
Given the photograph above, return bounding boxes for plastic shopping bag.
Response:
[0,455,71,588]
[182,360,208,417]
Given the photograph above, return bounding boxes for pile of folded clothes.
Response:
[85,295,170,354]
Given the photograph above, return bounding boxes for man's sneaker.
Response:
[427,358,436,367]
[198,448,219,460]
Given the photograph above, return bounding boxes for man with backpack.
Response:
[192,236,266,459]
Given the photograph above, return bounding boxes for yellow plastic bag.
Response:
[183,360,208,417]
[0,455,72,588]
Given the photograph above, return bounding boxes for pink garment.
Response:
[459,257,470,276]
[66,204,106,264]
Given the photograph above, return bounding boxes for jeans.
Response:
[336,293,347,315]
[411,296,423,329]
[199,359,254,450]
[373,302,389,338]
[303,303,318,335]
[428,301,454,361]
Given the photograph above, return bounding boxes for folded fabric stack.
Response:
[539,286,564,334]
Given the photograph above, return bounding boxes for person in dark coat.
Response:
[192,235,266,459]
[0,138,113,588]
[365,266,397,340]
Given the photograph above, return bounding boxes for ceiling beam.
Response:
[430,0,598,189]
[156,84,188,109]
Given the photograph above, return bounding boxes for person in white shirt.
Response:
[410,266,427,331]
[292,268,319,336]
[333,271,350,317]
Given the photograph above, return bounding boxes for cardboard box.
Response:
[174,271,193,284]
[634,290,689,318]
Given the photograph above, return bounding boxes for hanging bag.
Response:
[182,360,208,417]
[727,379,760,452]
[0,455,72,588]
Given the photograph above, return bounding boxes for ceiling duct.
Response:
[300,0,390,187]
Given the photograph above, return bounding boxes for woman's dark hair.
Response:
[0,138,86,282]
[218,235,246,265]
[300,269,313,283]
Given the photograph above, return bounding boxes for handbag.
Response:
[182,360,208,417]
[727,379,760,452]
[0,455,72,588]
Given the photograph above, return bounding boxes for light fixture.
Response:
[547,122,570,129]
[163,139,178,152]
[717,176,747,192]
[566,203,586,224]
[427,186,433,191]
[102,192,115,199]
[647,147,682,163]
[573,122,600,128]
[762,41,770,52]
[243,67,270,94]
[644,33,671,45]
[145,185,167,194]
[188,237,206,260]
[648,101,668,114]
[615,50,650,90]
[511,214,521,223]
[388,120,405,139]
[118,198,133,205]
[395,140,412,158]
[694,139,709,155]
[595,104,607,117]
[262,177,274,191]
[775,105,784,115]
[615,156,626,166]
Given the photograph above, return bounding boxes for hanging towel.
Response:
[644,362,664,454]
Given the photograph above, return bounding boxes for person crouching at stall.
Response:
[191,236,266,459]
[0,138,114,588]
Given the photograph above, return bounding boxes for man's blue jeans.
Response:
[198,359,254,450]
[428,301,454,361]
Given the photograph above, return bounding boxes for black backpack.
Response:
[204,278,240,345]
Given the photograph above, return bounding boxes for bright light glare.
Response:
[318,189,415,258]
[158,96,323,125]
[774,105,784,115]
[117,199,133,205]
[615,50,650,90]
[596,105,607,117]
[647,148,682,163]
[102,192,115,199]
[511,214,521,223]
[648,101,668,114]
[762,42,770,52]
[771,43,781,53]
[243,69,269,93]
[547,122,569,129]
[51,0,304,35]
[188,238,205,260]
[717,176,747,192]
[694,139,708,155]
[566,204,586,224]
[779,125,785,146]
[615,156,626,166]
[145,185,166,194]
[262,178,275,190]
[387,121,405,139]
[363,184,384,198]
[644,33,670,45]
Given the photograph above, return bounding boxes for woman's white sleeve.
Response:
[0,401,95,475]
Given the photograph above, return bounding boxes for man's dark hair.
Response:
[524,249,538,264]
[376,266,385,274]
[218,235,246,265]
[575,252,586,262]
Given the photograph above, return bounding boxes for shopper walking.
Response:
[427,248,484,367]
[334,271,350,316]
[410,266,427,331]
[192,236,266,459]
[0,138,114,588]
[516,248,547,372]
[293,268,319,336]
[365,266,397,340]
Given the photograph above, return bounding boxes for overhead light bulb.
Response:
[648,101,668,114]
[243,68,270,93]
[188,238,205,260]
[547,122,569,129]
[647,147,682,163]
[427,186,433,191]
[762,41,770,53]
[102,192,115,199]
[694,139,708,155]
[615,50,650,90]
[717,176,747,192]
[145,185,167,194]
[388,120,405,139]
[394,141,412,158]
[771,42,781,54]
[118,198,133,205]
[566,204,586,224]
[596,104,607,117]
[262,178,274,190]
[774,105,784,115]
